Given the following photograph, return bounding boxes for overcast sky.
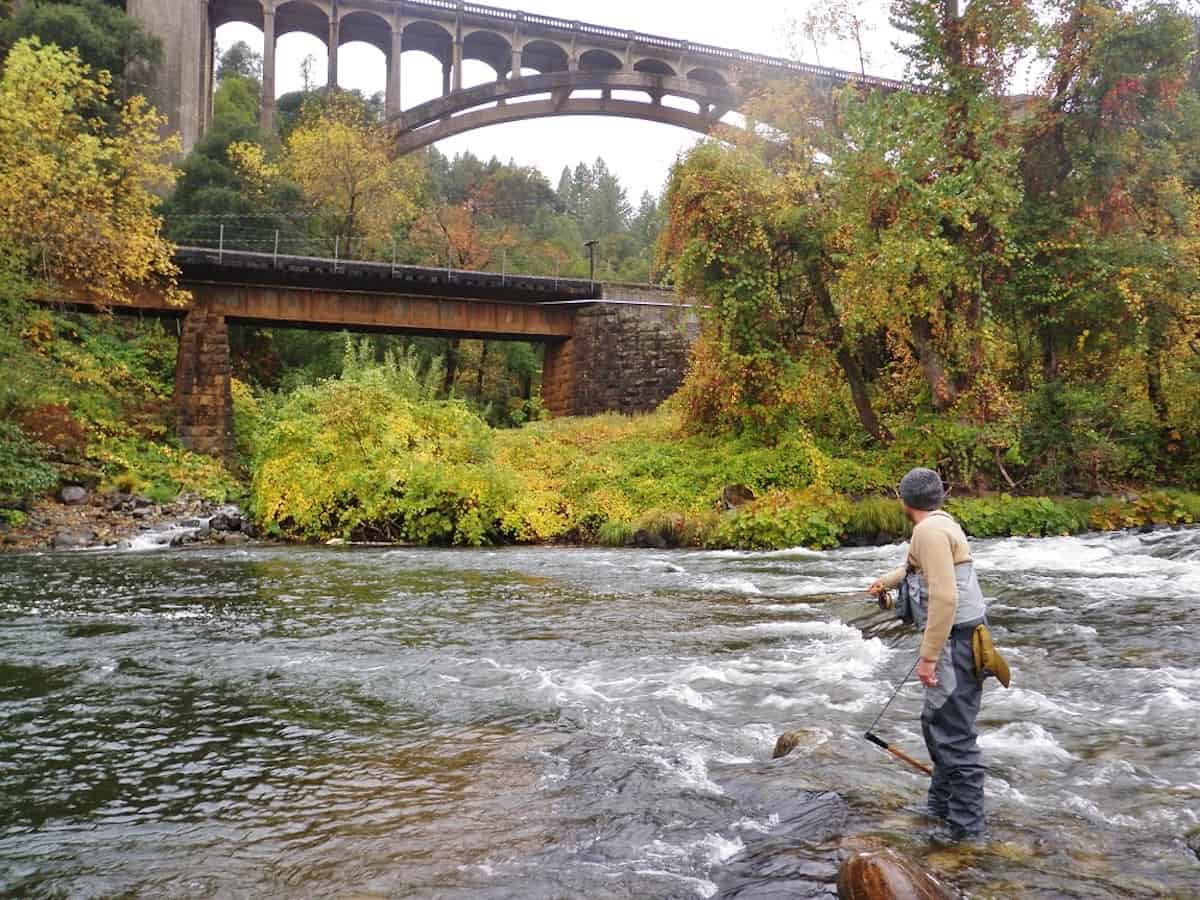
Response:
[216,1,910,201]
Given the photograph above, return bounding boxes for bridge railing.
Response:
[165,214,611,289]
[397,0,915,92]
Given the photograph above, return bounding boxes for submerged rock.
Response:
[837,848,954,900]
[773,729,824,759]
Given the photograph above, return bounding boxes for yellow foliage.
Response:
[281,96,422,257]
[0,39,186,306]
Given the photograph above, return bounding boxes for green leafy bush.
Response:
[948,495,1087,538]
[711,488,852,550]
[0,422,58,506]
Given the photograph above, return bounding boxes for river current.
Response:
[1,531,1198,898]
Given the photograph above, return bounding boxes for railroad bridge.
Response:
[59,248,698,460]
[127,0,910,153]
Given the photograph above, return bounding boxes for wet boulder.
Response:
[53,527,97,550]
[773,729,824,759]
[837,848,955,900]
[1187,827,1199,860]
[59,485,88,506]
[208,512,243,533]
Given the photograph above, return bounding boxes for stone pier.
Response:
[541,299,700,417]
[173,308,235,462]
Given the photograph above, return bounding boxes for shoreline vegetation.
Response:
[227,341,1200,551]
[5,5,1200,556]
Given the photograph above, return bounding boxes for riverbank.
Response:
[239,377,1200,551]
[0,488,255,553]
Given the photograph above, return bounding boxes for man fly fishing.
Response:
[866,467,1009,844]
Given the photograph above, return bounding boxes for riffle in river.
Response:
[1,532,1198,898]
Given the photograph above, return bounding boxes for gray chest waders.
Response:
[904,561,988,836]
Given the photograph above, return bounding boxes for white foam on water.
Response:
[1063,793,1141,828]
[732,814,780,834]
[739,620,859,639]
[760,694,805,709]
[979,722,1073,762]
[695,577,761,595]
[695,832,745,865]
[667,747,725,796]
[985,687,1093,721]
[654,683,715,711]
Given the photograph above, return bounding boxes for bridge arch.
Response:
[579,49,624,72]
[463,31,512,77]
[338,10,390,53]
[274,0,330,43]
[634,58,677,76]
[688,67,728,86]
[518,40,570,74]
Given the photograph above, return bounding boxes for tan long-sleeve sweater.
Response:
[879,511,973,661]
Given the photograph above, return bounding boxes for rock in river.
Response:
[59,485,88,506]
[773,729,824,759]
[53,528,97,550]
[837,848,955,900]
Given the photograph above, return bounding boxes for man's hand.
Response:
[867,580,885,597]
[917,657,938,688]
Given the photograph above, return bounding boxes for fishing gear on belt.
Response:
[877,583,1011,688]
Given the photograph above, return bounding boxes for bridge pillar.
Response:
[174,307,235,463]
[328,14,339,89]
[127,0,207,152]
[541,338,576,417]
[452,36,463,92]
[261,3,277,131]
[387,27,403,118]
[542,300,700,418]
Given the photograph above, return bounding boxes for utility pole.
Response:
[584,239,599,284]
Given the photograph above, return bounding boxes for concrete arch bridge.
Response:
[128,0,911,153]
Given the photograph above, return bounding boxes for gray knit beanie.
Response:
[898,468,946,511]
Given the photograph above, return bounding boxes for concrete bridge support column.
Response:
[261,3,277,131]
[328,14,339,89]
[452,35,463,92]
[174,307,235,462]
[386,27,403,118]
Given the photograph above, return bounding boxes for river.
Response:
[1,531,1198,898]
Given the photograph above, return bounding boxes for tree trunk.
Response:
[476,341,488,399]
[1040,330,1059,384]
[443,338,460,396]
[809,263,892,444]
[910,314,958,411]
[1146,327,1170,425]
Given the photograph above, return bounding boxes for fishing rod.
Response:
[862,601,933,777]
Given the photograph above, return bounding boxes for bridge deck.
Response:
[175,247,601,304]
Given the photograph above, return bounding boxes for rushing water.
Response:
[2,531,1199,899]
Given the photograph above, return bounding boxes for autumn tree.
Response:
[1011,2,1199,419]
[0,0,162,104]
[232,93,422,257]
[0,38,185,305]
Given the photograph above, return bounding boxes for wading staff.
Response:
[863,654,933,778]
